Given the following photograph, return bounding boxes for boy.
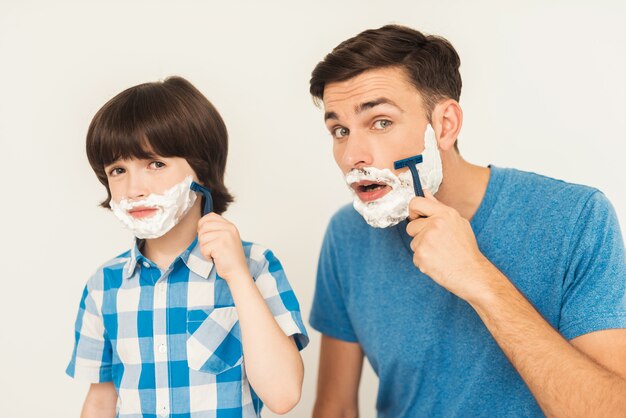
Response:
[67,76,308,417]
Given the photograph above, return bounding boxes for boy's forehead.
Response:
[103,141,159,165]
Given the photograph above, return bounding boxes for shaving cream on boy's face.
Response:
[345,124,443,228]
[110,176,198,239]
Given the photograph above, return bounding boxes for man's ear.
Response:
[431,99,463,151]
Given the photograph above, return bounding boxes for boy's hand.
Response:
[405,191,492,302]
[197,213,249,283]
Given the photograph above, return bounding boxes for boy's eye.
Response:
[149,161,166,169]
[108,167,125,177]
[332,126,349,139]
[373,119,392,130]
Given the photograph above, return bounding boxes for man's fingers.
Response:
[408,195,441,220]
[406,217,428,237]
[423,189,438,201]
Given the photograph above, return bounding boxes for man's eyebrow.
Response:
[324,111,338,122]
[356,97,401,114]
[324,98,401,122]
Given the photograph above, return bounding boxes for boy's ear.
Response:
[431,99,462,151]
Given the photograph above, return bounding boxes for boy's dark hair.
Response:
[310,24,462,118]
[86,76,234,214]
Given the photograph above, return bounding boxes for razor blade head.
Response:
[190,181,214,215]
[393,154,423,170]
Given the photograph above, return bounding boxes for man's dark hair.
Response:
[310,24,462,117]
[86,76,234,214]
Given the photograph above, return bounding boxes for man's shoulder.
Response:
[495,166,600,210]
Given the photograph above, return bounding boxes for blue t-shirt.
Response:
[310,166,626,418]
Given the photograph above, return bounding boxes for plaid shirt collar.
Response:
[122,237,214,280]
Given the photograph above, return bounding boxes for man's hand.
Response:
[197,213,249,282]
[405,191,492,302]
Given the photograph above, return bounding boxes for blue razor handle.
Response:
[190,181,213,216]
[394,155,425,197]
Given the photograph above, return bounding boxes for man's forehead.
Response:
[322,68,419,119]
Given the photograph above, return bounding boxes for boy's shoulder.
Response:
[241,240,285,277]
[85,248,134,290]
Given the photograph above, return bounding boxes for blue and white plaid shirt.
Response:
[67,238,309,417]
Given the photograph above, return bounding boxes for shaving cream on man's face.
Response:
[110,176,198,239]
[345,124,443,228]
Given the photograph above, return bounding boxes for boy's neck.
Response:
[143,202,202,270]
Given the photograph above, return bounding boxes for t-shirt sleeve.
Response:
[309,220,359,343]
[252,247,309,351]
[559,191,626,340]
[66,275,113,382]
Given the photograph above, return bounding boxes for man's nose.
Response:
[341,132,374,169]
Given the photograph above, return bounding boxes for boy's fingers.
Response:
[197,219,232,233]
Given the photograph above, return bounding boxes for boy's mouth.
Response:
[128,206,158,219]
[351,181,392,203]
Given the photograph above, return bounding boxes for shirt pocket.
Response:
[186,306,243,374]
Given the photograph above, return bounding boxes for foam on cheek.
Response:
[345,167,401,188]
[347,167,415,228]
[343,124,443,229]
[110,175,198,239]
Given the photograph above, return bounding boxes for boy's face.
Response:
[322,66,431,203]
[105,156,198,220]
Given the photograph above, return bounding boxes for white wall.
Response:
[1,1,624,417]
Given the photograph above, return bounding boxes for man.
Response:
[309,25,626,417]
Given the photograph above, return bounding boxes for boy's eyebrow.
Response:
[324,97,402,122]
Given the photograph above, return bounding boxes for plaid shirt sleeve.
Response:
[252,247,309,350]
[187,245,309,375]
[66,273,113,382]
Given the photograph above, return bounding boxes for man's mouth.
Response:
[128,206,158,219]
[351,181,392,203]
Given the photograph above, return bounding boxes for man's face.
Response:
[323,66,430,203]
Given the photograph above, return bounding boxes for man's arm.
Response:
[571,329,626,380]
[472,264,626,417]
[313,335,364,418]
[406,193,626,417]
[81,382,117,418]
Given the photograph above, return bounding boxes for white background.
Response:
[1,1,625,417]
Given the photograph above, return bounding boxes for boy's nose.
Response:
[125,174,150,200]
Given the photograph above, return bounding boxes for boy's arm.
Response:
[198,213,305,415]
[313,335,363,418]
[227,269,304,414]
[81,382,117,418]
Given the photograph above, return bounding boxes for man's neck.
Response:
[143,205,202,270]
[435,151,490,221]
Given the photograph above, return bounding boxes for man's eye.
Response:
[108,167,125,177]
[332,127,349,139]
[373,120,392,130]
[149,161,166,169]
